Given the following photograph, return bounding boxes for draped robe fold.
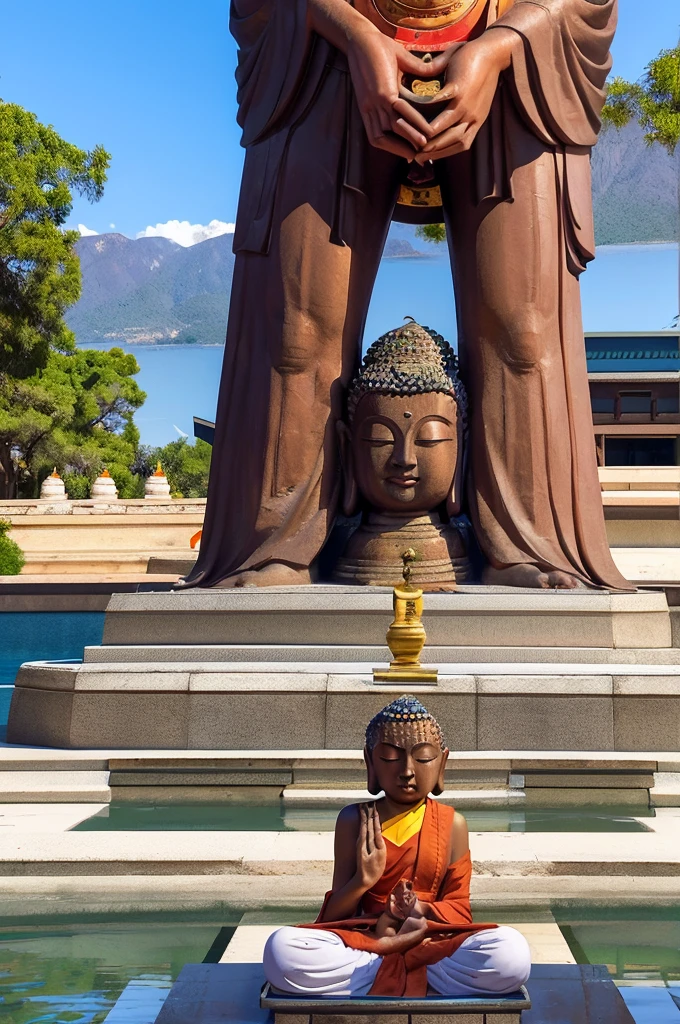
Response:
[183,0,633,593]
[302,799,497,997]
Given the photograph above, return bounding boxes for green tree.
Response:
[0,100,110,378]
[0,517,24,575]
[416,223,446,245]
[0,346,146,498]
[137,437,212,498]
[602,44,680,323]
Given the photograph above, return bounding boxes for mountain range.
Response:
[67,121,679,348]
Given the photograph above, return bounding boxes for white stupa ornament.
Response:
[40,469,67,500]
[145,461,171,499]
[91,468,118,500]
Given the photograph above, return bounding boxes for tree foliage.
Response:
[602,47,680,155]
[415,223,446,245]
[0,517,24,575]
[0,100,110,378]
[0,346,146,499]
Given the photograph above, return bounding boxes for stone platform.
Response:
[154,963,634,1024]
[7,586,680,751]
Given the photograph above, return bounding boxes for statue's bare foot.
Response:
[483,563,583,590]
[216,563,312,589]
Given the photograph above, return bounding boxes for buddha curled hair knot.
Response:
[365,695,446,751]
[347,322,467,427]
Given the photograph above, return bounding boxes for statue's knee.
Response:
[493,926,532,987]
[263,926,298,968]
[494,320,546,371]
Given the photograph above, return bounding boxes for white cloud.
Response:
[109,223,116,229]
[136,219,235,247]
[78,224,99,237]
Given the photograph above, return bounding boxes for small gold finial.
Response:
[154,461,164,477]
[401,547,416,586]
[373,548,438,685]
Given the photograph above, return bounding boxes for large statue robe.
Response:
[183,0,633,592]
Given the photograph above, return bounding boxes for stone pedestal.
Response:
[7,586,680,752]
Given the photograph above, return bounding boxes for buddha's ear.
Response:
[446,415,465,519]
[337,420,360,517]
[432,747,449,797]
[364,746,381,796]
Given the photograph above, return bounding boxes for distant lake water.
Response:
[90,243,679,447]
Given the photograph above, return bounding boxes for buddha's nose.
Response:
[392,437,417,469]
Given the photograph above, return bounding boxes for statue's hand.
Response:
[347,26,438,159]
[354,802,387,890]
[414,29,517,163]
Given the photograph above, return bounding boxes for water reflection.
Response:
[0,921,226,1024]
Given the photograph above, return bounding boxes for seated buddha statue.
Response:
[333,321,471,589]
[263,695,531,998]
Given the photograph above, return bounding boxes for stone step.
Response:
[0,771,110,803]
[0,829,677,877]
[83,644,680,665]
[101,588,672,651]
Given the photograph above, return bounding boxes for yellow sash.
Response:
[381,800,427,847]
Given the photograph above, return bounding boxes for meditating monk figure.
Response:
[334,320,471,588]
[182,0,633,593]
[263,696,531,997]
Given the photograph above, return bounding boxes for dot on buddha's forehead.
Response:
[404,411,412,419]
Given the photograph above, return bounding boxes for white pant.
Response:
[263,925,531,998]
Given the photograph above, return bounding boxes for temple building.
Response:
[587,331,680,466]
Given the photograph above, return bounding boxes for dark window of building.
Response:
[619,391,652,414]
[592,397,615,414]
[657,397,680,414]
[605,437,676,466]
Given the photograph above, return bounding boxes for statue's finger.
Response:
[372,133,418,161]
[427,104,463,137]
[392,98,434,137]
[421,122,469,153]
[392,118,427,150]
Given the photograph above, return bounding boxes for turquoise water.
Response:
[0,918,233,1024]
[557,906,680,1023]
[90,243,679,447]
[74,803,653,834]
[0,612,104,730]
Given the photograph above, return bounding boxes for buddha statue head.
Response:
[334,322,470,588]
[339,321,466,519]
[364,695,449,804]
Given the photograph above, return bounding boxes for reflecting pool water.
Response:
[557,906,680,1024]
[73,802,654,833]
[0,918,233,1024]
[0,612,105,730]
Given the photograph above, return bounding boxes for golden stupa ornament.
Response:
[373,549,439,684]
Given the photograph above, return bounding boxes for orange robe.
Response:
[303,799,497,997]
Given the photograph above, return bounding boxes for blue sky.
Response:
[1,1,679,242]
